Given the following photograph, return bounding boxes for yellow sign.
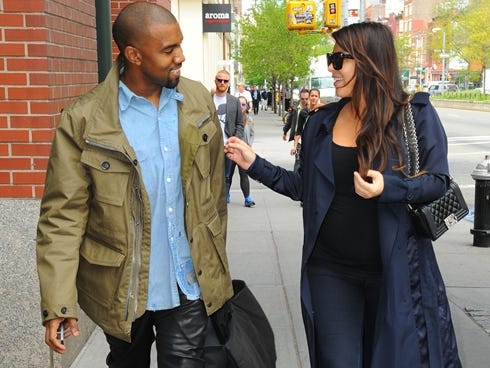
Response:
[323,0,341,29]
[286,1,316,30]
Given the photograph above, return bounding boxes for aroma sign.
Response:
[202,4,232,32]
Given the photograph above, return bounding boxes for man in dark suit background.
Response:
[283,88,309,172]
[251,86,260,115]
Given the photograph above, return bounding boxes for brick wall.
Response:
[0,0,98,198]
[110,0,171,59]
[0,0,172,199]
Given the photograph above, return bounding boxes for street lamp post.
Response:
[440,30,448,84]
[433,28,449,84]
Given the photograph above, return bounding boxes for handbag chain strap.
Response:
[402,102,420,176]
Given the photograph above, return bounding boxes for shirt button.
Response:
[197,269,202,276]
[43,310,49,318]
[101,161,110,170]
[60,307,67,314]
[166,177,171,182]
[207,301,212,308]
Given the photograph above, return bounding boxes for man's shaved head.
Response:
[112,2,177,53]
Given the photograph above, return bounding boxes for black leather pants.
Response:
[105,297,208,368]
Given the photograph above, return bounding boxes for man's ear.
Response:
[124,46,141,66]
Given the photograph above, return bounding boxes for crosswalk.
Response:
[448,136,490,146]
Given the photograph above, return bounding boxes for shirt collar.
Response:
[118,81,184,111]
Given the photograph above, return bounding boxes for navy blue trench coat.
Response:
[247,92,461,368]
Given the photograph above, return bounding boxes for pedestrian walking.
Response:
[212,69,248,205]
[283,88,309,172]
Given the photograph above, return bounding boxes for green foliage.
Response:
[234,0,330,87]
[395,33,412,70]
[431,90,490,101]
[457,0,490,68]
[432,0,490,69]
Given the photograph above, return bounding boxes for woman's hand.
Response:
[224,136,256,170]
[353,170,384,199]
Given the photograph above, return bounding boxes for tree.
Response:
[431,0,490,86]
[395,33,413,71]
[234,0,328,112]
[458,0,490,73]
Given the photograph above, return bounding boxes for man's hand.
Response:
[45,317,80,354]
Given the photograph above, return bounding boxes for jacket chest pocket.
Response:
[194,122,217,179]
[81,149,132,206]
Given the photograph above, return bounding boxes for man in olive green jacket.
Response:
[36,3,232,366]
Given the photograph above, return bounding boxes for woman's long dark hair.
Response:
[331,22,408,177]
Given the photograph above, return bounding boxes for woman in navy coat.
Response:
[225,22,461,368]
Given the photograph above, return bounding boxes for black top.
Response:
[310,142,381,273]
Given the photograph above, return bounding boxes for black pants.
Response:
[252,101,259,115]
[105,298,207,368]
[225,156,250,198]
[307,263,381,368]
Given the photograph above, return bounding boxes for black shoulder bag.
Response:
[403,103,469,241]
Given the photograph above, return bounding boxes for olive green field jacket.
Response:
[36,59,233,342]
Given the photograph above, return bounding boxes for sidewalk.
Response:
[70,109,490,368]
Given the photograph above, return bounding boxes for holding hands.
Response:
[224,137,256,170]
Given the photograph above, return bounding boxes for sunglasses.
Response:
[326,52,354,70]
[216,78,229,83]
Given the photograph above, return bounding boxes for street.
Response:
[436,107,490,207]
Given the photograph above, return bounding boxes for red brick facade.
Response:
[0,0,170,198]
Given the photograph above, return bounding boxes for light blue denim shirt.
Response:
[118,81,201,311]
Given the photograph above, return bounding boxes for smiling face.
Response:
[329,45,356,99]
[127,21,185,90]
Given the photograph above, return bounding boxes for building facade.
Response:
[0,0,238,198]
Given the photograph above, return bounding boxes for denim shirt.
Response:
[119,81,201,311]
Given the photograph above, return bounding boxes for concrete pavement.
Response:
[1,107,487,367]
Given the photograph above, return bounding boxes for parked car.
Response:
[428,82,458,95]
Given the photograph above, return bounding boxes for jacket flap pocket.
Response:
[206,214,222,237]
[81,150,131,206]
[80,239,125,267]
[81,149,131,173]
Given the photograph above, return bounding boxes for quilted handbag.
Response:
[403,102,469,241]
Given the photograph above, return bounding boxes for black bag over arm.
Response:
[204,279,276,368]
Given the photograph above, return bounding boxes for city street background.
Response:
[1,103,489,367]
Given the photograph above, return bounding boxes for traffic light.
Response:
[323,0,341,29]
[286,1,317,31]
